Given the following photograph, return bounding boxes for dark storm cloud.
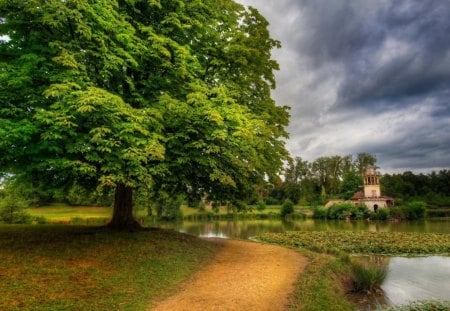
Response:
[237,0,450,172]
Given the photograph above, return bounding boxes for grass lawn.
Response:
[27,204,295,224]
[27,204,113,222]
[0,225,220,310]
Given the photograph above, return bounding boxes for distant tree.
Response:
[280,199,294,218]
[283,157,309,204]
[340,170,363,199]
[355,153,377,175]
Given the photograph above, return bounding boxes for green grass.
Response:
[288,250,354,311]
[351,261,387,292]
[0,225,219,310]
[258,231,450,255]
[27,204,112,222]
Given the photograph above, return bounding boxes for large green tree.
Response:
[0,0,289,228]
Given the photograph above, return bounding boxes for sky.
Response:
[237,0,450,173]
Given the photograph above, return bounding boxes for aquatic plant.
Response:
[258,231,450,255]
[350,261,387,293]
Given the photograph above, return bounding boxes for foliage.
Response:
[0,226,219,310]
[265,197,281,206]
[155,193,184,221]
[313,207,328,219]
[258,231,450,255]
[265,153,376,206]
[280,199,294,218]
[350,261,387,293]
[390,201,427,220]
[370,207,390,220]
[0,0,289,226]
[339,171,363,199]
[382,170,450,206]
[0,181,32,224]
[256,200,267,211]
[0,199,32,224]
[327,203,370,220]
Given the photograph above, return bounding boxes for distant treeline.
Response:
[264,153,450,207]
[381,170,450,206]
[2,152,449,210]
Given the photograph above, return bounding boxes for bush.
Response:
[351,261,387,293]
[280,199,294,218]
[313,207,327,219]
[265,197,280,206]
[405,201,426,219]
[327,202,353,220]
[256,200,266,211]
[371,208,390,220]
[350,204,370,219]
[390,201,426,220]
[326,203,370,220]
[0,191,32,224]
[155,194,184,221]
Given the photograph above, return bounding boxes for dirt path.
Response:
[151,239,307,311]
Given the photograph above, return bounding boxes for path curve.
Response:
[151,239,307,311]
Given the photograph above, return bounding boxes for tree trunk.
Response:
[108,183,141,230]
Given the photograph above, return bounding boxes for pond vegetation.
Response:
[258,231,450,255]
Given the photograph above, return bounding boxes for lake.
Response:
[148,218,450,239]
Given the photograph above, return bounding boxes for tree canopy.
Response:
[0,0,289,227]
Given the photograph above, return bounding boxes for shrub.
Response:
[155,194,184,220]
[350,261,387,293]
[0,192,32,224]
[390,201,426,220]
[280,199,294,218]
[256,200,266,211]
[327,202,354,220]
[350,205,370,219]
[265,197,280,206]
[371,208,390,220]
[313,207,327,219]
[405,201,426,219]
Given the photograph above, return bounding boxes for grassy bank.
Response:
[258,231,450,255]
[288,250,353,311]
[26,204,303,224]
[0,225,219,310]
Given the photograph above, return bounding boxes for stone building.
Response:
[351,167,394,211]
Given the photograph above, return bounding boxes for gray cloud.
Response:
[237,0,450,173]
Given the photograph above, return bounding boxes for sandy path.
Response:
[151,239,307,311]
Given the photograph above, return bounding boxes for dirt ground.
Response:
[151,239,308,311]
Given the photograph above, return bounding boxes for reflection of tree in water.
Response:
[152,218,450,238]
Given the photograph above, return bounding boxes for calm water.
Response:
[149,218,450,308]
[149,218,450,239]
[382,256,450,305]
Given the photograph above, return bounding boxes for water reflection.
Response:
[148,218,450,239]
[382,256,450,305]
